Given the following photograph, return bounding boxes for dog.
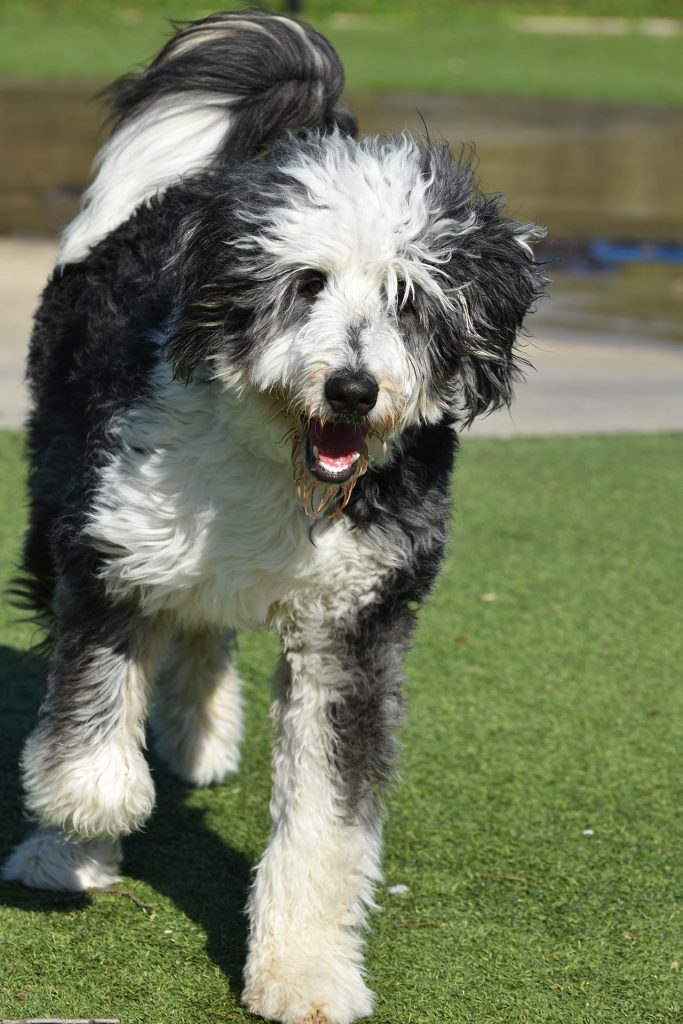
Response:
[4,12,545,1023]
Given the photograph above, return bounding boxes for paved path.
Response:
[1,239,682,436]
[467,331,683,437]
[0,239,55,428]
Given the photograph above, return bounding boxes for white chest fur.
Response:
[87,372,399,632]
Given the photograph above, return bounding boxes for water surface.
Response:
[2,83,681,344]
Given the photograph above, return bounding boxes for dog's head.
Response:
[168,132,546,509]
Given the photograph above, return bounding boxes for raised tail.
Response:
[58,11,355,264]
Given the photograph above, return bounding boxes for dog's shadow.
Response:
[0,643,254,1001]
[125,773,253,993]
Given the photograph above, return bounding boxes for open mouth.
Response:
[303,417,368,484]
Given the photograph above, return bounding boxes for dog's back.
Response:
[60,12,355,265]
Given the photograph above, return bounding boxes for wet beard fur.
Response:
[290,434,369,518]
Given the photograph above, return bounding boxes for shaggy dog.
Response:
[4,12,545,1023]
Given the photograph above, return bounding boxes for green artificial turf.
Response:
[1,430,682,1023]
[0,1,682,104]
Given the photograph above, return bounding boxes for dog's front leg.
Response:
[243,619,406,1024]
[4,600,168,892]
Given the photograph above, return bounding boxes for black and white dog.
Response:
[5,12,545,1023]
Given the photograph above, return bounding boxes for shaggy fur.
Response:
[4,12,546,1023]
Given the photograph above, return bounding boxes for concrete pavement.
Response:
[1,238,682,436]
[466,331,683,437]
[0,238,54,429]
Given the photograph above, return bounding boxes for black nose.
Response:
[325,370,379,416]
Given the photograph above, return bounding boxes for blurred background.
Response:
[1,0,682,433]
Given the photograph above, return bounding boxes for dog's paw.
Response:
[242,953,373,1024]
[154,716,241,788]
[3,828,122,892]
[152,666,243,788]
[22,733,155,839]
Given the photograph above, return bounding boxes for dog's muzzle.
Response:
[302,370,378,484]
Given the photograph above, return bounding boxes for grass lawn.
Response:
[0,430,681,1022]
[0,1,682,104]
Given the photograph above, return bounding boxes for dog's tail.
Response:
[58,12,355,265]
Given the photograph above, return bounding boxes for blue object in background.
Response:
[590,239,683,266]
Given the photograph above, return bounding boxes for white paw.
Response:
[3,828,122,892]
[22,732,155,839]
[152,669,243,787]
[178,730,241,788]
[242,951,374,1024]
[154,714,241,787]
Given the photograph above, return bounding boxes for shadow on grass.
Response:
[126,774,253,996]
[0,642,253,1001]
[0,644,44,846]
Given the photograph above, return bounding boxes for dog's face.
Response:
[169,133,545,504]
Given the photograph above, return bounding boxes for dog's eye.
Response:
[298,273,326,300]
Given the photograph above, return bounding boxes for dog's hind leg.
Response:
[4,600,168,892]
[151,628,243,788]
[242,617,407,1024]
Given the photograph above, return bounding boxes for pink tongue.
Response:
[310,419,367,467]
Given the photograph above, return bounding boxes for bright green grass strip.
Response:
[328,21,683,103]
[0,3,682,104]
[1,432,682,1022]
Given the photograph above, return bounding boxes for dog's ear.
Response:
[453,199,547,425]
[426,148,547,426]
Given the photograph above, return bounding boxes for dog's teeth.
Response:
[351,452,360,463]
[313,445,319,459]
